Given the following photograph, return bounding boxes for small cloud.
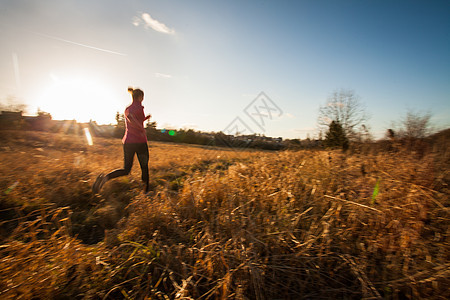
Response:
[154,72,172,79]
[132,16,141,27]
[284,113,295,119]
[133,12,175,35]
[271,112,294,122]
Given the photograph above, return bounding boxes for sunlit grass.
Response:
[0,130,448,299]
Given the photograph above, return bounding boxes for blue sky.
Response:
[0,0,449,139]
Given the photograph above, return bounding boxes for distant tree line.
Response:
[145,120,286,150]
[0,92,438,152]
[109,112,288,150]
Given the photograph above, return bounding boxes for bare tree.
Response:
[318,89,369,140]
[357,124,373,142]
[398,110,432,139]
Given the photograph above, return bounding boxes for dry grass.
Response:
[0,130,449,299]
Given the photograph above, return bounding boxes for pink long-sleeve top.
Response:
[122,101,149,144]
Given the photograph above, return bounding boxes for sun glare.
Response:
[35,75,121,124]
[83,127,93,146]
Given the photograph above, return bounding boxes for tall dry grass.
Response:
[0,130,449,299]
[118,149,449,299]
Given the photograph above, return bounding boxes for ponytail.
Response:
[128,87,144,101]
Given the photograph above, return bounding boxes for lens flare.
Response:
[5,181,19,195]
[371,179,380,205]
[84,128,93,146]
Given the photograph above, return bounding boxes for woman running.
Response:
[93,87,151,193]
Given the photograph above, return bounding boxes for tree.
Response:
[114,112,125,138]
[325,120,349,150]
[0,95,26,112]
[386,129,395,140]
[357,124,373,143]
[37,108,52,119]
[145,120,160,140]
[398,110,432,139]
[318,89,369,140]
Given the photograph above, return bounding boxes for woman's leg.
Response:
[136,143,149,192]
[106,144,135,180]
[93,144,135,193]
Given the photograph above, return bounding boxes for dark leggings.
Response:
[106,143,149,186]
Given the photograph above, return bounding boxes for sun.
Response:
[35,74,121,124]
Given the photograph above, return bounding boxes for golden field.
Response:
[0,130,449,299]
